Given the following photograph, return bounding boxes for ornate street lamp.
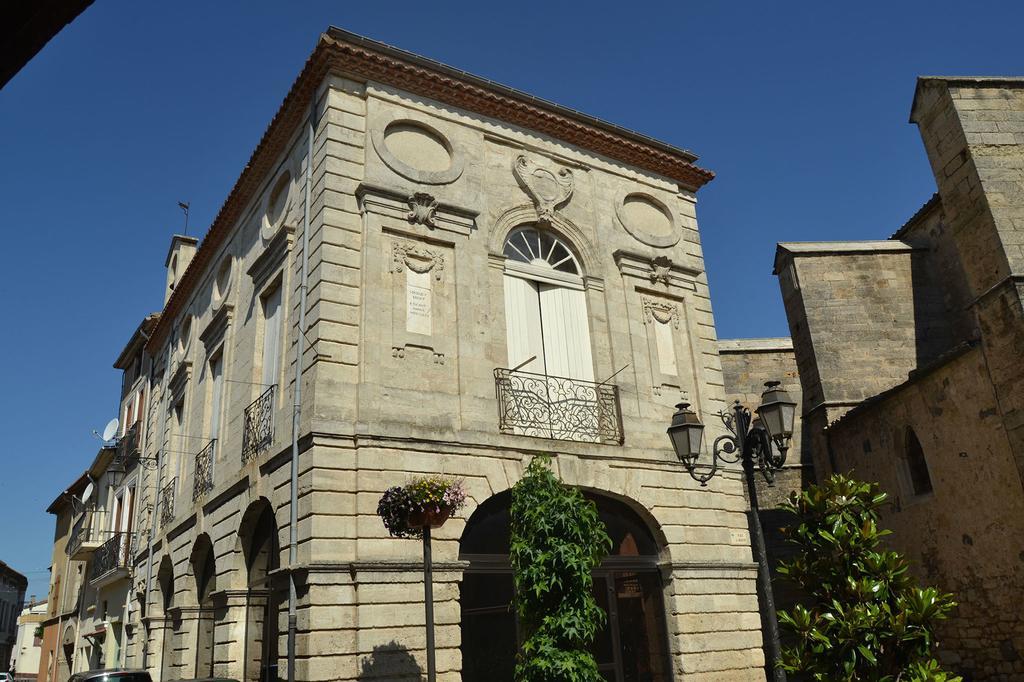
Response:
[667,381,797,682]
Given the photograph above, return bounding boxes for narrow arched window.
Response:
[501,226,593,381]
[905,427,933,496]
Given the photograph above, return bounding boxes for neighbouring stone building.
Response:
[717,338,811,629]
[0,562,27,672]
[21,26,789,682]
[773,76,1024,680]
[38,474,88,682]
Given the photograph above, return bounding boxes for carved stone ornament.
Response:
[391,241,445,281]
[406,192,439,228]
[649,256,673,286]
[641,296,681,328]
[512,154,573,224]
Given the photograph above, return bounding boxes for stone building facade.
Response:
[38,474,88,682]
[0,561,27,673]
[774,77,1024,680]
[82,27,780,682]
[717,338,812,645]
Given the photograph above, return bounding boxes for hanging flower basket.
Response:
[377,476,467,539]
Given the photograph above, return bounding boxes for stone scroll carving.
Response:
[406,192,439,228]
[390,241,445,282]
[513,154,574,225]
[641,296,681,328]
[648,256,673,286]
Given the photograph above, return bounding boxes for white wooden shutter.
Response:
[261,286,282,388]
[503,275,545,374]
[209,355,224,438]
[539,284,594,381]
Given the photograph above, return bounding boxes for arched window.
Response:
[905,427,933,496]
[156,557,175,681]
[241,503,282,682]
[190,535,217,678]
[459,491,671,682]
[502,226,594,381]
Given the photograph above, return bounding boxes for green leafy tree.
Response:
[510,455,612,682]
[778,474,961,681]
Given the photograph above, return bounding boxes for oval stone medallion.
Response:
[383,122,452,173]
[615,192,679,247]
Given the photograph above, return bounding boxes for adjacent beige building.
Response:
[11,598,47,679]
[774,77,1024,680]
[84,26,780,682]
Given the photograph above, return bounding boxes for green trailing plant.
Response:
[778,474,961,681]
[510,455,611,682]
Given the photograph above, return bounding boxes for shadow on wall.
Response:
[359,641,423,681]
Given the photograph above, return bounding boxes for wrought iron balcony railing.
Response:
[159,478,176,528]
[242,385,275,462]
[494,368,624,444]
[193,439,216,502]
[89,532,133,583]
[116,421,141,464]
[66,514,97,559]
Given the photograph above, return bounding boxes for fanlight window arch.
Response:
[502,226,580,275]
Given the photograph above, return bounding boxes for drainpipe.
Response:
[287,100,314,682]
[142,344,171,672]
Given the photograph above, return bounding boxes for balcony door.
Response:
[502,226,594,381]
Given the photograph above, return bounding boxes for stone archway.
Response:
[155,555,175,682]
[237,498,282,682]
[458,488,673,682]
[188,534,217,678]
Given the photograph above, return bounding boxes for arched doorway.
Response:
[156,556,175,681]
[459,491,671,682]
[190,534,217,678]
[239,501,282,682]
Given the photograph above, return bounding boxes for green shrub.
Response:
[778,474,961,681]
[510,455,611,682]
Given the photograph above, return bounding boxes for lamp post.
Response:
[667,381,797,682]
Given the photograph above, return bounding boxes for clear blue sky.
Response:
[1,1,1021,600]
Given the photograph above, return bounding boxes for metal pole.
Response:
[422,526,436,682]
[287,99,315,682]
[737,406,787,682]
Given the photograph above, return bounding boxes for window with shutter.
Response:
[261,286,282,389]
[501,226,592,381]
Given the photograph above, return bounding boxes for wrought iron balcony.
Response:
[494,368,624,444]
[193,439,216,502]
[89,532,133,584]
[159,478,176,528]
[116,421,141,465]
[242,385,275,462]
[66,514,100,560]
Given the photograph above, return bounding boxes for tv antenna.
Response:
[178,201,190,235]
[92,418,119,443]
[81,480,95,508]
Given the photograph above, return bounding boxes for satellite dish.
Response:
[81,481,95,506]
[101,419,119,442]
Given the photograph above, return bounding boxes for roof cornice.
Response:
[147,28,713,352]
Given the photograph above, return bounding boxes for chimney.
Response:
[164,235,199,305]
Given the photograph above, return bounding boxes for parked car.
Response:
[68,670,152,682]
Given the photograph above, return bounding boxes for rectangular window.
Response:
[209,354,224,440]
[261,286,282,389]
